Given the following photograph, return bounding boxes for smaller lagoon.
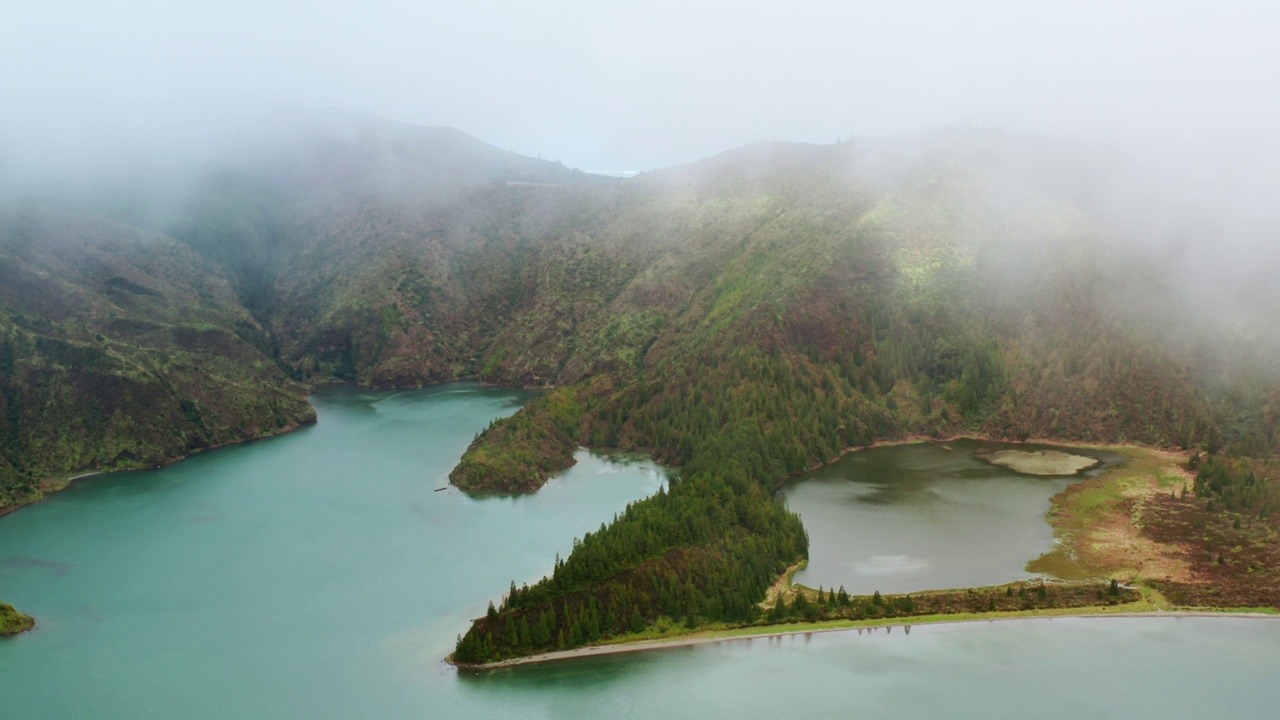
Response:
[783,439,1123,594]
[4,393,1277,719]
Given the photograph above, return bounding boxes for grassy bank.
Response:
[0,412,317,520]
[591,580,1147,645]
[1027,445,1191,581]
[452,602,1280,671]
[1029,443,1280,609]
[1,602,34,636]
[451,578,1144,670]
[453,441,1251,670]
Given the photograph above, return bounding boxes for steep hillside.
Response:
[448,136,1216,492]
[447,136,1270,659]
[3,119,1277,650]
[0,206,313,511]
[0,114,616,511]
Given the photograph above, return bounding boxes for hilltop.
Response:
[2,116,1278,654]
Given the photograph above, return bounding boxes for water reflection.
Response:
[3,386,1275,719]
[458,649,658,691]
[784,440,1124,594]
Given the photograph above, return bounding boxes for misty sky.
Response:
[4,1,1279,170]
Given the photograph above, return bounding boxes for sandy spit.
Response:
[448,610,1279,671]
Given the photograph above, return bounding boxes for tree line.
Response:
[453,447,808,663]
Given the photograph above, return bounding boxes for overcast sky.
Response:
[3,1,1279,170]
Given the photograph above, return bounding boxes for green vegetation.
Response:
[453,457,807,663]
[454,579,1140,667]
[762,579,1138,626]
[0,207,315,513]
[445,140,1240,660]
[1148,453,1280,608]
[1192,453,1280,517]
[5,122,1280,647]
[450,387,585,492]
[450,149,1216,494]
[1030,445,1280,611]
[0,602,35,635]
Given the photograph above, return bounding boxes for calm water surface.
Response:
[2,387,1278,719]
[784,439,1123,593]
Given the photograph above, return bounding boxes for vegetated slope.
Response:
[0,206,313,511]
[0,114,617,617]
[156,128,1216,492]
[448,134,1270,660]
[159,112,622,387]
[4,117,1277,648]
[1145,451,1280,607]
[449,135,1217,493]
[0,113,614,511]
[113,122,1223,476]
[454,465,808,663]
[264,182,648,387]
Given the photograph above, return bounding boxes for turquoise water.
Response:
[2,386,1278,719]
[461,616,1280,718]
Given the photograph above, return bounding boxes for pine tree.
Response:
[770,595,789,622]
[516,617,529,646]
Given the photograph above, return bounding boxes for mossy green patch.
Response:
[0,602,34,635]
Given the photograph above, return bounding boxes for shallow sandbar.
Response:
[983,449,1099,475]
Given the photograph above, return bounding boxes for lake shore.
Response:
[792,432,1178,478]
[980,449,1100,475]
[452,437,1205,672]
[0,380,543,519]
[0,602,36,636]
[0,415,318,520]
[0,409,315,621]
[448,607,1280,671]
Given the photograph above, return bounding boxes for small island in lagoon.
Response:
[0,603,35,636]
[980,449,1100,476]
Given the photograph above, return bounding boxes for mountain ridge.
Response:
[3,121,1264,506]
[2,115,1277,648]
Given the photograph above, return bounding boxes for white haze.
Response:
[1,0,1278,318]
[3,0,1278,171]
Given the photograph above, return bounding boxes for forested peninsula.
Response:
[3,114,1278,649]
